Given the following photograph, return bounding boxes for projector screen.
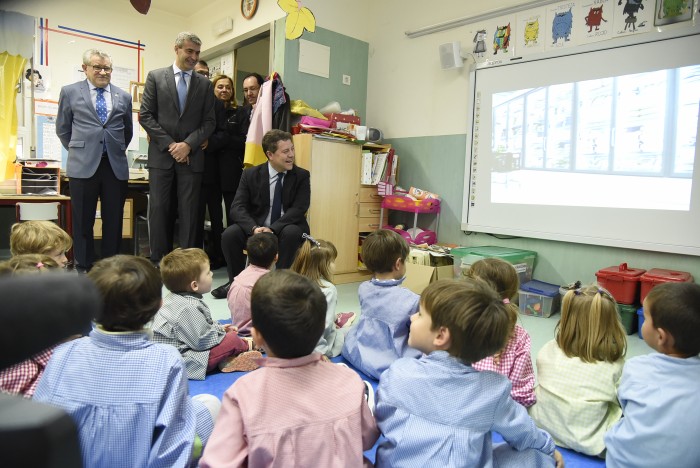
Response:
[463,33,700,256]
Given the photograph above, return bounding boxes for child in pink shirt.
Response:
[201,270,379,467]
[467,258,536,407]
[227,233,277,335]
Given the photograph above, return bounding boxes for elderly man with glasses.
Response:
[55,48,133,273]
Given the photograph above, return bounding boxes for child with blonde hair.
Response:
[291,234,354,357]
[10,221,72,268]
[467,258,536,407]
[605,282,700,467]
[152,248,260,379]
[0,254,61,397]
[529,284,626,456]
[342,229,422,379]
[227,232,278,335]
[375,279,562,467]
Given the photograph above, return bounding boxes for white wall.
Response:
[365,0,528,139]
[2,0,188,95]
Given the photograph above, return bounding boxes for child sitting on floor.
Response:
[605,282,700,467]
[375,279,563,468]
[227,232,277,336]
[34,255,220,467]
[529,284,625,456]
[200,270,379,467]
[152,248,260,380]
[467,258,536,407]
[292,234,354,357]
[10,220,72,268]
[0,254,60,397]
[342,229,422,379]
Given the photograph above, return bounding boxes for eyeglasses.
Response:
[90,65,113,73]
[196,70,210,77]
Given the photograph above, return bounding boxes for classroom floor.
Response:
[202,268,653,367]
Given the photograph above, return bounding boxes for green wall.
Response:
[386,134,700,286]
[280,22,368,121]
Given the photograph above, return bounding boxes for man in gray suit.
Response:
[56,49,133,272]
[139,32,216,264]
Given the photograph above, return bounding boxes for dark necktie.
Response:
[177,71,188,114]
[271,172,284,224]
[95,87,107,123]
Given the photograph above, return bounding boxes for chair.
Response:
[15,202,61,224]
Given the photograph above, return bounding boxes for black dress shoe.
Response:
[211,281,231,299]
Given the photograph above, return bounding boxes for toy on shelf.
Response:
[379,194,440,245]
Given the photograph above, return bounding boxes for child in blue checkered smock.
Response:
[342,229,422,379]
[375,278,563,467]
[35,255,220,468]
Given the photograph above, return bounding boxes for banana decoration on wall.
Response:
[278,0,316,39]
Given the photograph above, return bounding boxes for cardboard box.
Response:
[403,249,454,294]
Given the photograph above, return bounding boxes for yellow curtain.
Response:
[0,52,26,181]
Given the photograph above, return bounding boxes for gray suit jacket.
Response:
[138,67,215,172]
[56,81,133,180]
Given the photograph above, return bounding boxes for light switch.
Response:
[342,75,351,85]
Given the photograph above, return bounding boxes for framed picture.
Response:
[129,81,145,111]
[241,0,258,19]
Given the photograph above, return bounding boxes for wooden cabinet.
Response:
[94,198,133,239]
[294,134,387,283]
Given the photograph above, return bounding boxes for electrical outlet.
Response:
[342,75,351,86]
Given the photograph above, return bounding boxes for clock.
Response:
[241,0,258,19]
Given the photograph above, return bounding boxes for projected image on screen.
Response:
[490,65,700,211]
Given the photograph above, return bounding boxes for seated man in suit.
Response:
[212,130,310,298]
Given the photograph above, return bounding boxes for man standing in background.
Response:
[56,49,133,272]
[139,32,215,265]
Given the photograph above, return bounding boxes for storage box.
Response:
[323,113,360,130]
[595,263,646,305]
[618,303,638,336]
[404,251,453,295]
[519,280,561,318]
[451,246,537,284]
[637,307,645,339]
[639,268,694,303]
[14,164,61,195]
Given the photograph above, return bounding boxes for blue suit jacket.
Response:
[55,80,133,180]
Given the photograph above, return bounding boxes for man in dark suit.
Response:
[56,49,133,272]
[139,32,215,264]
[212,129,310,298]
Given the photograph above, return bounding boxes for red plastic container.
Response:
[639,268,694,303]
[595,263,646,305]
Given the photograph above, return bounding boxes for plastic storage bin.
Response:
[380,195,440,245]
[451,246,537,284]
[519,280,561,318]
[639,268,694,303]
[618,303,638,336]
[595,263,646,305]
[637,307,645,339]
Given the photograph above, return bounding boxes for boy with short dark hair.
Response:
[375,278,562,467]
[227,232,278,335]
[152,248,259,380]
[605,282,700,467]
[200,270,379,467]
[341,229,422,379]
[34,255,220,467]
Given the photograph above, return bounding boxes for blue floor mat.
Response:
[189,329,603,467]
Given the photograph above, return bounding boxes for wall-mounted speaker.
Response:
[213,16,234,36]
[439,41,464,70]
